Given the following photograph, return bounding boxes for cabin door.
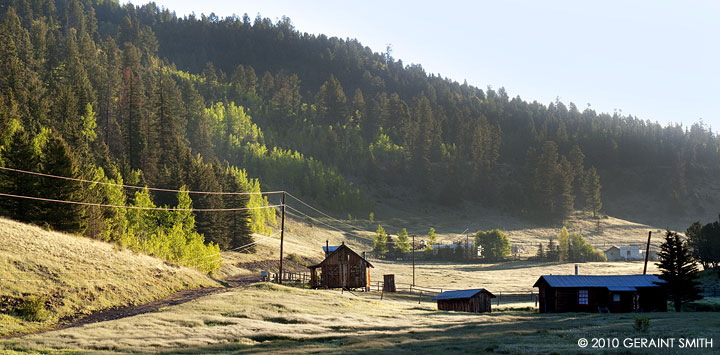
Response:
[326,265,340,287]
[611,293,622,313]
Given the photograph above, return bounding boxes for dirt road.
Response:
[2,274,260,339]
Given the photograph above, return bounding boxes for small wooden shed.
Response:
[308,243,373,290]
[433,289,496,313]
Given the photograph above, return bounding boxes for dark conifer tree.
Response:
[0,130,39,222]
[221,166,253,250]
[583,166,602,217]
[36,133,87,233]
[656,230,703,312]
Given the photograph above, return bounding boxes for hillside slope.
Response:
[0,218,220,336]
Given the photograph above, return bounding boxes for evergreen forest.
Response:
[1,0,719,267]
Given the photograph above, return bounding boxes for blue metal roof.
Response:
[322,246,339,253]
[533,275,663,291]
[433,288,495,300]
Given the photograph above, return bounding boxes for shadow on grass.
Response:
[157,311,720,354]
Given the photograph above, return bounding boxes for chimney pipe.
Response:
[575,264,579,275]
[326,240,329,257]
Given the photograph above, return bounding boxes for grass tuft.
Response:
[15,296,49,322]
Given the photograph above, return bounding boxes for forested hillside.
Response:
[1,0,719,252]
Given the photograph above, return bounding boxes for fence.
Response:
[264,271,310,284]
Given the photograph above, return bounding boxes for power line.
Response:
[0,192,283,212]
[285,205,371,241]
[284,192,369,233]
[0,166,284,196]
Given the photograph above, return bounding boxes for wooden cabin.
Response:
[433,289,495,313]
[533,275,666,313]
[308,243,373,290]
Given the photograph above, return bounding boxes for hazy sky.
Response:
[125,0,720,130]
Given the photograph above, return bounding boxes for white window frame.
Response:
[578,289,589,305]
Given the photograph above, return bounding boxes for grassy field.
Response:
[0,218,220,337]
[370,260,659,293]
[2,283,717,354]
[0,204,706,353]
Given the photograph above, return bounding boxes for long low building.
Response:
[533,275,666,313]
[433,289,496,313]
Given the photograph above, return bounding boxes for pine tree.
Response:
[190,161,230,249]
[119,43,144,171]
[0,130,39,222]
[656,230,703,312]
[36,133,87,233]
[373,224,388,257]
[583,166,602,217]
[151,74,185,168]
[396,228,411,254]
[536,242,545,260]
[222,166,253,251]
[554,156,575,221]
[534,141,559,221]
[426,227,437,251]
[315,75,348,126]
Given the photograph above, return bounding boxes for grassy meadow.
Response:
[1,206,715,354]
[2,283,717,354]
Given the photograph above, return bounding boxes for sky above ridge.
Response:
[125,0,720,130]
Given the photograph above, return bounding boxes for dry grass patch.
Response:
[0,218,220,336]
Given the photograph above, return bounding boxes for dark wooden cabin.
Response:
[308,243,373,290]
[433,289,495,313]
[533,275,666,313]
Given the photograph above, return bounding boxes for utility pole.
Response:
[412,234,415,287]
[278,192,286,284]
[643,231,652,275]
[466,234,469,260]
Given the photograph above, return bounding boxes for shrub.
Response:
[633,317,650,332]
[15,296,49,322]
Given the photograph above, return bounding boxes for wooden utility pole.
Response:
[278,192,286,284]
[466,234,469,259]
[412,234,415,287]
[643,231,652,275]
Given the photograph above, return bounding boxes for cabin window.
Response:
[613,294,620,302]
[578,290,589,305]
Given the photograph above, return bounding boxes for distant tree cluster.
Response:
[535,227,605,262]
[475,229,511,262]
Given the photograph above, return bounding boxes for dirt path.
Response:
[2,274,260,339]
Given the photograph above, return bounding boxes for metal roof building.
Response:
[533,275,666,313]
[433,288,496,313]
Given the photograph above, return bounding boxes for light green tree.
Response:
[373,225,388,257]
[80,103,97,143]
[557,226,571,262]
[396,228,411,254]
[426,227,437,251]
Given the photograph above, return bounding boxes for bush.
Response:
[633,317,650,332]
[15,296,49,322]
